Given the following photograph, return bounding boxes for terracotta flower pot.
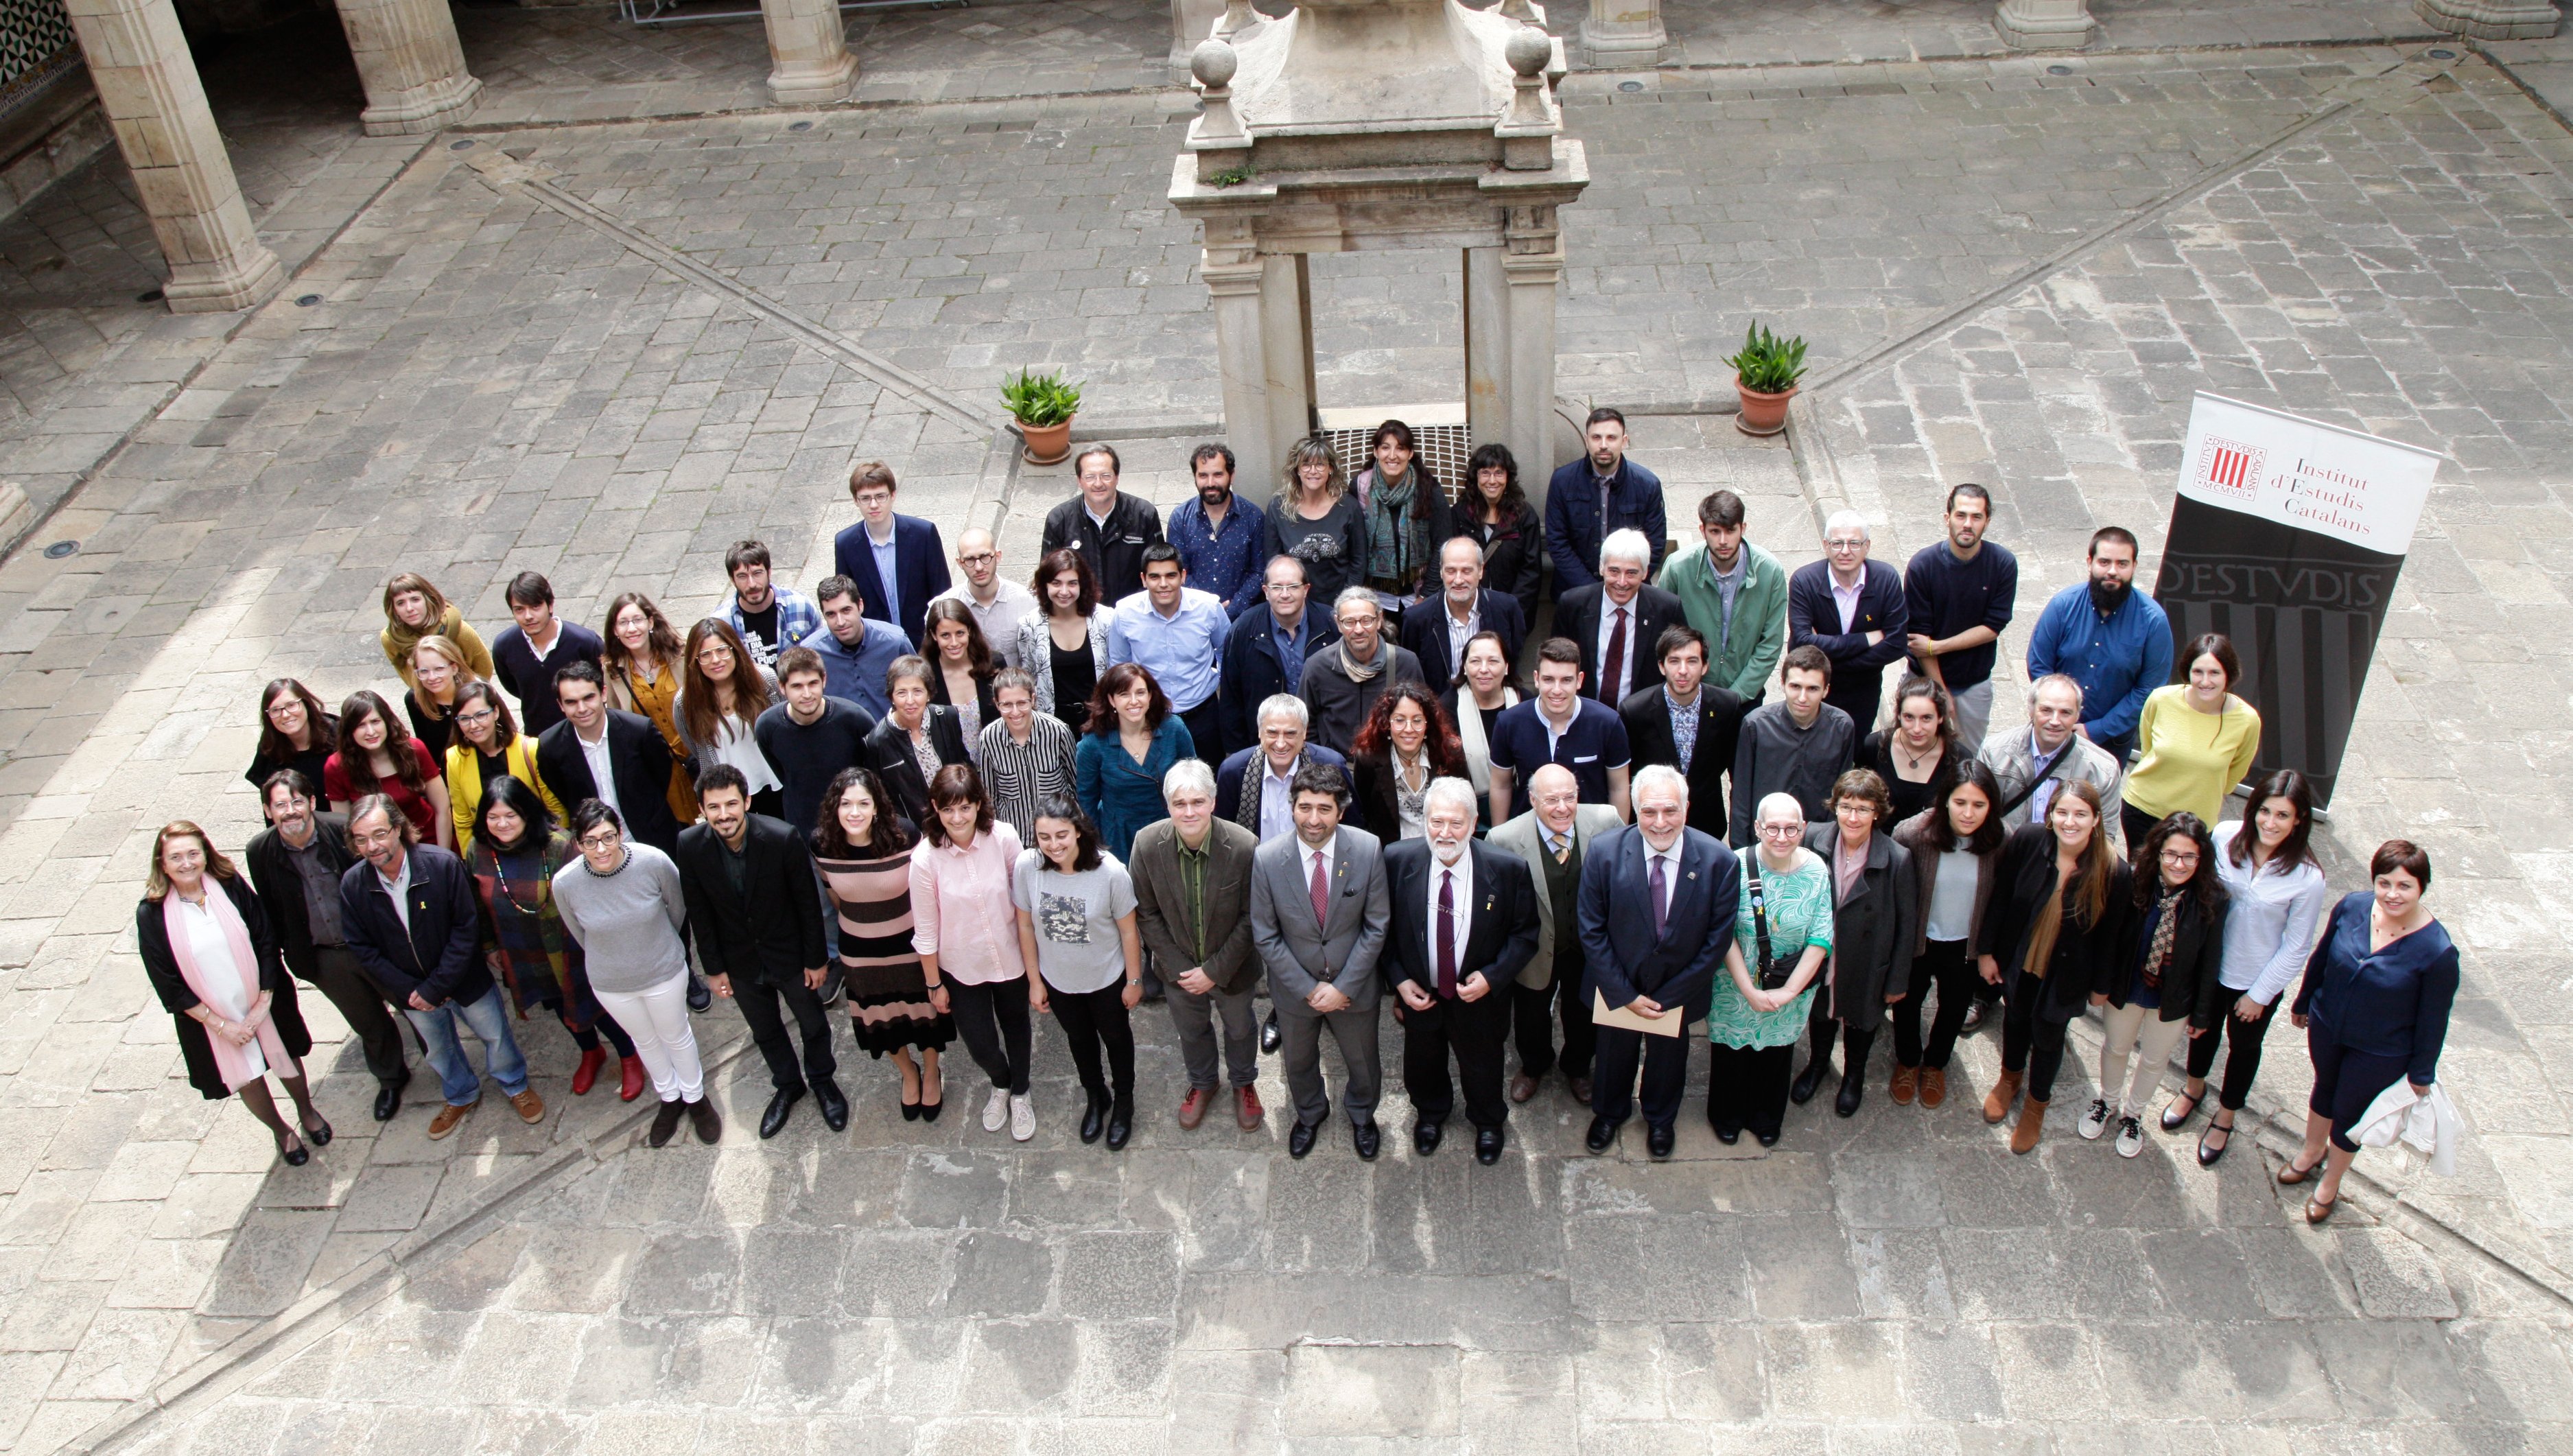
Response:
[1736,384,1796,437]
[1020,417,1074,466]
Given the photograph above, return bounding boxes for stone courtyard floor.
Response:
[1,0,2572,1451]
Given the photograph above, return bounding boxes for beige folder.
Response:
[1593,990,1684,1038]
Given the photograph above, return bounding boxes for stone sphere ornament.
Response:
[1192,38,1239,89]
[1505,26,1552,79]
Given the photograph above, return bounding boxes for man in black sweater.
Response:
[244,771,412,1120]
[489,572,604,738]
[752,646,877,835]
[675,765,841,1138]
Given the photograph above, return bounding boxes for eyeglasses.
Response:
[695,647,733,664]
[456,708,496,725]
[958,553,997,567]
[1757,823,1802,837]
[2160,849,2200,865]
[578,831,622,849]
[1078,472,1117,485]
[1825,538,1868,552]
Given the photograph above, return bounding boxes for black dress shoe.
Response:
[1790,1060,1827,1105]
[1835,1074,1864,1118]
[279,1132,309,1167]
[1352,1120,1381,1161]
[1413,1119,1444,1157]
[1474,1128,1503,1165]
[1261,1012,1282,1055]
[1756,1128,1780,1148]
[302,1116,333,1148]
[1080,1090,1109,1145]
[1711,1122,1741,1145]
[1105,1098,1133,1151]
[1289,1120,1319,1158]
[687,977,713,1013]
[813,1079,849,1132]
[1646,1123,1676,1160]
[373,1079,406,1123]
[1585,1116,1619,1154]
[758,1086,804,1140]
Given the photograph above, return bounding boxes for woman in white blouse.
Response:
[2165,769,2329,1166]
[675,618,785,819]
[1443,631,1519,830]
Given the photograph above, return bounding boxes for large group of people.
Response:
[167,415,2454,1218]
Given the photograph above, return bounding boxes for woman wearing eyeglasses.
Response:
[1704,792,1833,1147]
[550,801,718,1147]
[2080,811,2226,1159]
[444,683,565,856]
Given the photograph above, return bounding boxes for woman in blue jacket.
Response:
[2283,838,2459,1224]
[1074,663,1197,863]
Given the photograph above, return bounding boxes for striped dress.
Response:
[976,714,1077,845]
[816,845,954,1057]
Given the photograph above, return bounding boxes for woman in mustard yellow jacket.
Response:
[445,682,565,854]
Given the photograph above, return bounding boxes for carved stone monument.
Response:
[1166,0,1589,506]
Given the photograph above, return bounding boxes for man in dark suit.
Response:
[1040,444,1166,607]
[675,765,841,1139]
[1400,537,1528,692]
[1383,777,1540,1164]
[1219,555,1337,755]
[1544,406,1668,591]
[833,460,952,648]
[536,661,683,855]
[1214,694,1348,842]
[1577,764,1739,1160]
[339,795,543,1140]
[1555,528,1687,709]
[1247,764,1393,1160]
[245,771,411,1120]
[1788,510,1910,728]
[1618,624,1747,840]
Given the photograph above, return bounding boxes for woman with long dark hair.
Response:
[1855,677,1962,825]
[675,618,784,819]
[246,679,337,810]
[465,777,642,1101]
[2080,811,2226,1158]
[137,821,327,1165]
[1351,681,1466,843]
[324,690,452,849]
[1018,549,1114,733]
[2171,769,2328,1165]
[1074,662,1195,862]
[1350,419,1455,602]
[1977,779,2134,1153]
[1459,441,1542,622]
[1888,761,2005,1109]
[602,590,700,826]
[924,597,1001,746]
[812,766,951,1120]
[1012,795,1144,1149]
[911,764,1038,1141]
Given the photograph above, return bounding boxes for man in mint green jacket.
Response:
[1655,489,1789,705]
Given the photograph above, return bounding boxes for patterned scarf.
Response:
[2140,884,2183,992]
[1234,747,1313,833]
[1364,470,1429,586]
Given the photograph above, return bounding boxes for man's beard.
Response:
[2089,577,2130,613]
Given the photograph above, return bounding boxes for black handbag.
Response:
[1745,860,1802,992]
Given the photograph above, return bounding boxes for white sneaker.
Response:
[2115,1115,2143,1159]
[983,1088,1009,1133]
[2078,1099,2110,1140]
[1010,1094,1037,1142]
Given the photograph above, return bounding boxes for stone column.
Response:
[1203,218,1279,503]
[761,0,857,104]
[1256,253,1313,482]
[2414,0,2560,38]
[1995,0,2094,49]
[65,0,281,314]
[1579,0,1669,67]
[1464,245,1509,455]
[331,0,480,136]
[1500,204,1564,510]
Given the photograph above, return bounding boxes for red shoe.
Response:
[572,1046,607,1096]
[1235,1085,1265,1131]
[618,1056,647,1103]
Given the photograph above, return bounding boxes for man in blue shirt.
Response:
[2024,526,2170,760]
[800,575,911,720]
[1108,544,1232,760]
[1168,444,1267,619]
[1485,639,1633,823]
[1901,484,2017,750]
[1544,407,1668,591]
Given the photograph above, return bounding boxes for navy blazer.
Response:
[336,843,491,1008]
[1787,559,1910,724]
[833,513,952,648]
[1398,589,1527,692]
[1214,743,1348,827]
[1575,824,1739,1020]
[1380,837,1540,997]
[1217,609,1339,751]
[2294,892,2460,1087]
[1544,456,1669,591]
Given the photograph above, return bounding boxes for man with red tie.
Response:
[1382,778,1541,1164]
[1554,528,1687,712]
[1248,764,1392,1161]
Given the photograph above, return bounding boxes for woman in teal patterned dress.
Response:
[1706,791,1834,1147]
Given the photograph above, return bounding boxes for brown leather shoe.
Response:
[1890,1064,1917,1106]
[687,1098,722,1144]
[1509,1073,1540,1105]
[508,1089,546,1125]
[1568,1074,1594,1105]
[2011,1096,2049,1155]
[427,1101,476,1140]
[1178,1087,1210,1131]
[1235,1085,1265,1131]
[1918,1066,1947,1109]
[1982,1068,2022,1125]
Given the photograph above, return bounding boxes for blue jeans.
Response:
[406,988,529,1107]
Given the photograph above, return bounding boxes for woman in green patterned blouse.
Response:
[1706,791,1835,1147]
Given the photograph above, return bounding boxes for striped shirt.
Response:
[976,714,1078,843]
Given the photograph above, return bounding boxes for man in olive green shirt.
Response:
[1656,489,1789,705]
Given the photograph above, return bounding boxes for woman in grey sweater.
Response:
[552,801,720,1147]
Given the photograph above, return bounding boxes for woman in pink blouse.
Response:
[910,762,1037,1142]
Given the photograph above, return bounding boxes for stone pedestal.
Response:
[1578,0,1673,67]
[331,0,481,136]
[66,0,282,313]
[1995,0,2094,49]
[761,0,858,104]
[2414,0,2560,37]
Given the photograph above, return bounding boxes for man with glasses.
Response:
[1219,556,1337,754]
[833,460,951,648]
[928,528,1038,670]
[1788,510,1909,729]
[1040,444,1165,605]
[1299,588,1427,758]
[1168,443,1267,619]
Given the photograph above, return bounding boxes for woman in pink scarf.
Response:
[136,822,330,1165]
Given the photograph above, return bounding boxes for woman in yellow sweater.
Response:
[445,682,565,854]
[2119,632,2261,847]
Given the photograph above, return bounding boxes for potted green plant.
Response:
[1001,368,1083,465]
[1724,322,1807,436]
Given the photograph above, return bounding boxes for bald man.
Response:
[928,526,1039,669]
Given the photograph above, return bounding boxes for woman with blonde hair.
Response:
[600,591,699,825]
[674,618,784,819]
[379,572,493,696]
[1261,436,1368,604]
[137,822,329,1165]
[403,635,480,762]
[1977,778,2134,1153]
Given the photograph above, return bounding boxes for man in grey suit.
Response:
[1249,762,1394,1160]
[1488,764,1625,1107]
